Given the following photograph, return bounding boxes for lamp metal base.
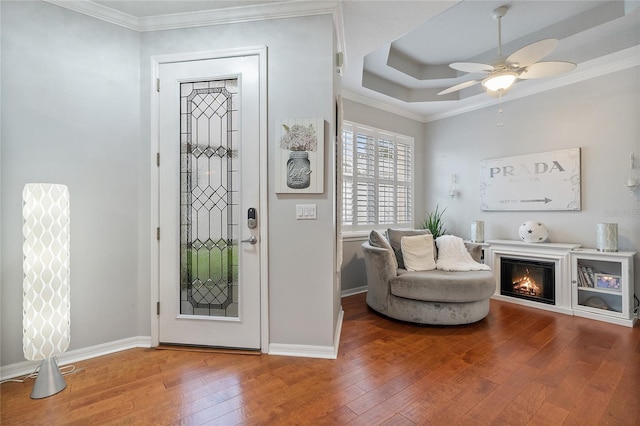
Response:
[31,357,67,399]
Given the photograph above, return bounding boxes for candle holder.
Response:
[596,223,618,252]
[470,220,484,243]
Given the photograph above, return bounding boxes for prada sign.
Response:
[480,148,581,211]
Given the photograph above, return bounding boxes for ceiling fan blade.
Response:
[519,61,577,79]
[506,39,559,68]
[437,79,480,95]
[449,62,494,73]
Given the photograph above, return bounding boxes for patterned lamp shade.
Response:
[22,183,70,361]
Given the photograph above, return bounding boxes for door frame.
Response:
[149,46,269,351]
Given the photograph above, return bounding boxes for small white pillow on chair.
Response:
[401,234,436,272]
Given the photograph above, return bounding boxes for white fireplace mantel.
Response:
[486,240,581,252]
[485,240,581,315]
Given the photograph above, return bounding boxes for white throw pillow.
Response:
[401,234,436,272]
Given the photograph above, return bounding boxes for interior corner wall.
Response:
[140,14,337,348]
[1,2,338,367]
[332,30,342,339]
[423,66,640,297]
[340,99,426,293]
[1,1,143,365]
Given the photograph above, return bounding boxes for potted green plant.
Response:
[422,204,447,239]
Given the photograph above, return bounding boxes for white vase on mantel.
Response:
[518,221,549,243]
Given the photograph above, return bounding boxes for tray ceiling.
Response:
[50,0,640,122]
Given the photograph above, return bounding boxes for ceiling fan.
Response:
[438,5,576,97]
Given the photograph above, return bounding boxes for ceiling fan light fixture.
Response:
[482,71,518,92]
[439,5,570,99]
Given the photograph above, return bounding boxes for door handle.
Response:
[241,236,257,245]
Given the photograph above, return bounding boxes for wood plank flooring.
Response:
[2,293,639,425]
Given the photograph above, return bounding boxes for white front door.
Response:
[157,53,262,349]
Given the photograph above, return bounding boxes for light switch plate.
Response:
[296,204,317,220]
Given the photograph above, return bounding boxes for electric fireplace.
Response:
[500,257,555,305]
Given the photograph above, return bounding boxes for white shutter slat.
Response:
[342,122,414,231]
[356,134,375,178]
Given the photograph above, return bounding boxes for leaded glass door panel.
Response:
[180,79,238,318]
[158,54,261,349]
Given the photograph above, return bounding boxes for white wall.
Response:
[424,67,640,296]
[1,1,339,367]
[1,1,142,365]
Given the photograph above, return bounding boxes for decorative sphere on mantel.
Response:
[518,221,549,243]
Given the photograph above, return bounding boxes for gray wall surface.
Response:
[1,1,143,365]
[340,99,426,293]
[140,15,338,348]
[341,67,640,299]
[1,1,339,366]
[423,66,640,298]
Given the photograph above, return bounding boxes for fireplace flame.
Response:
[512,268,540,296]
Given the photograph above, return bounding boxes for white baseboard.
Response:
[268,308,344,360]
[341,285,367,297]
[3,310,349,379]
[0,336,152,381]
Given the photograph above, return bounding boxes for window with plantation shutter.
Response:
[342,122,414,232]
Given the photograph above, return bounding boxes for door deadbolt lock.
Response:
[247,207,257,229]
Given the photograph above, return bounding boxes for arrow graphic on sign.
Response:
[521,197,552,204]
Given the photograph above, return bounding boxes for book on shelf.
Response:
[577,263,595,287]
[585,266,596,287]
[578,268,588,287]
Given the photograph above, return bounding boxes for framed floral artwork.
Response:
[275,117,324,193]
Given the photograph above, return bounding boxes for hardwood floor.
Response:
[2,293,639,425]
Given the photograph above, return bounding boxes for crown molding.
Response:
[44,0,338,32]
[44,0,141,30]
[138,1,338,32]
[341,90,427,123]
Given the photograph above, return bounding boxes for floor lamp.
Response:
[22,183,70,399]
